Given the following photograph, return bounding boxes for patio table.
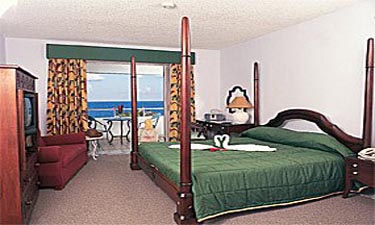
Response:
[103,117,131,144]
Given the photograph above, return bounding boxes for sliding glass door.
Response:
[86,61,165,140]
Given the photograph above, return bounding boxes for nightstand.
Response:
[195,120,255,139]
[343,156,375,198]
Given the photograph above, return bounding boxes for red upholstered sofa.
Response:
[37,132,88,190]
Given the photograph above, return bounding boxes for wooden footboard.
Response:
[138,154,179,202]
[137,153,198,224]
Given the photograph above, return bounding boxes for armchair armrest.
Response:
[42,132,86,146]
[38,146,62,163]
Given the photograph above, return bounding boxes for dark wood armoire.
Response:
[0,65,39,224]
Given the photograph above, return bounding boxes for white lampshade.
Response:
[227,96,253,124]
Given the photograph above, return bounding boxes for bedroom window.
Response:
[86,61,165,136]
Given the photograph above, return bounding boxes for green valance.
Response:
[46,44,195,64]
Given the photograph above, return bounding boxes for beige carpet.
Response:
[31,155,375,225]
[97,137,131,155]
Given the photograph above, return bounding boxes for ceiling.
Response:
[0,0,361,49]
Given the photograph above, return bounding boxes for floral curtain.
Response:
[168,64,195,142]
[46,59,88,135]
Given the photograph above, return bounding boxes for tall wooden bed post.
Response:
[363,38,374,148]
[130,55,140,170]
[174,17,196,225]
[253,62,260,126]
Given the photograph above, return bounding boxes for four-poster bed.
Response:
[130,17,374,225]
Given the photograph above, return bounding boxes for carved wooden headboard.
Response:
[254,38,374,153]
[264,109,364,152]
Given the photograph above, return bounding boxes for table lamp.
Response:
[227,96,253,124]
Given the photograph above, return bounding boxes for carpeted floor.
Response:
[97,137,131,155]
[30,155,375,225]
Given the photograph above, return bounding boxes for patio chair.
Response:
[138,114,162,141]
[88,115,111,143]
[138,113,160,129]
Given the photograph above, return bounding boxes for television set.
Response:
[23,92,37,135]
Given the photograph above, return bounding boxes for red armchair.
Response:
[37,132,88,190]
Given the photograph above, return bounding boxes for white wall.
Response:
[0,34,5,63]
[220,0,375,145]
[194,49,221,119]
[5,38,221,135]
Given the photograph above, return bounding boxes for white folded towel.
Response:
[168,144,215,150]
[168,134,277,152]
[214,134,276,152]
[214,134,230,148]
[225,144,276,152]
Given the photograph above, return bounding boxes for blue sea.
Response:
[88,101,164,118]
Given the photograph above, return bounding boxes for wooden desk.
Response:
[343,156,375,198]
[195,120,255,139]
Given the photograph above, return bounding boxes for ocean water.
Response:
[88,101,164,118]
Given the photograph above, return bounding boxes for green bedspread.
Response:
[138,127,355,221]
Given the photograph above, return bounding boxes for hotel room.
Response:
[0,0,374,224]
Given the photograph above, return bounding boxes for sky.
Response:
[87,73,164,102]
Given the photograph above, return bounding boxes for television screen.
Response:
[23,92,37,134]
[24,97,33,127]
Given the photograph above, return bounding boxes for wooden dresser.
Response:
[0,65,39,224]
